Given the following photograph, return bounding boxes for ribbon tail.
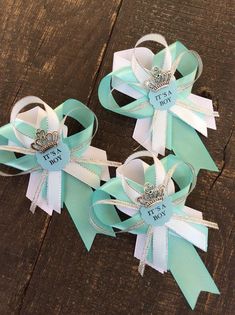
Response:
[152,226,168,273]
[26,171,53,215]
[64,172,97,251]
[152,110,167,156]
[166,218,208,251]
[133,117,152,151]
[171,103,208,136]
[138,225,153,276]
[171,115,218,173]
[29,170,48,213]
[168,234,220,309]
[47,171,62,214]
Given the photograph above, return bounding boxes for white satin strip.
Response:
[26,171,53,215]
[138,225,153,276]
[152,226,168,273]
[47,171,62,214]
[166,218,208,251]
[176,99,219,117]
[189,94,217,130]
[151,109,167,155]
[170,103,208,136]
[30,170,48,213]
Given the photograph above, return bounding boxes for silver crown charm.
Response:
[31,129,59,153]
[137,183,165,208]
[144,66,172,92]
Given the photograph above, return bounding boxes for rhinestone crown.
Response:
[137,183,165,208]
[144,66,172,92]
[31,129,59,153]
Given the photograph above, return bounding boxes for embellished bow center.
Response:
[144,67,172,92]
[31,129,59,153]
[137,182,165,207]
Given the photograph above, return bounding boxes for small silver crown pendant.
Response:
[31,129,59,153]
[137,183,165,208]
[144,66,172,92]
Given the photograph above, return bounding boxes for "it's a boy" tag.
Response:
[148,81,177,110]
[36,142,70,171]
[139,197,173,227]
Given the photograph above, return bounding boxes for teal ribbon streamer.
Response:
[0,99,103,250]
[91,154,219,309]
[98,41,218,173]
[169,234,219,309]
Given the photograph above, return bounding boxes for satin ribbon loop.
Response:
[171,49,203,92]
[10,96,60,148]
[132,33,172,84]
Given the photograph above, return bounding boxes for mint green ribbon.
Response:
[0,99,104,250]
[98,41,218,173]
[91,154,219,309]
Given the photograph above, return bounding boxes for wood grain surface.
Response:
[0,0,234,314]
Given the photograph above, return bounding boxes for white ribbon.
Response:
[132,33,172,84]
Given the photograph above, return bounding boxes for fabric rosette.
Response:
[99,34,219,173]
[0,96,121,250]
[90,151,219,309]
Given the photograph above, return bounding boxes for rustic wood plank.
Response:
[0,0,122,314]
[1,0,234,314]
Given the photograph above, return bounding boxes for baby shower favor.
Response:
[99,34,219,173]
[91,151,219,309]
[0,96,121,249]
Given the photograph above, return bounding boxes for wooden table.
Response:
[0,1,234,314]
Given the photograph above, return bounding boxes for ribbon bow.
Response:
[0,96,121,249]
[91,151,219,309]
[98,33,219,173]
